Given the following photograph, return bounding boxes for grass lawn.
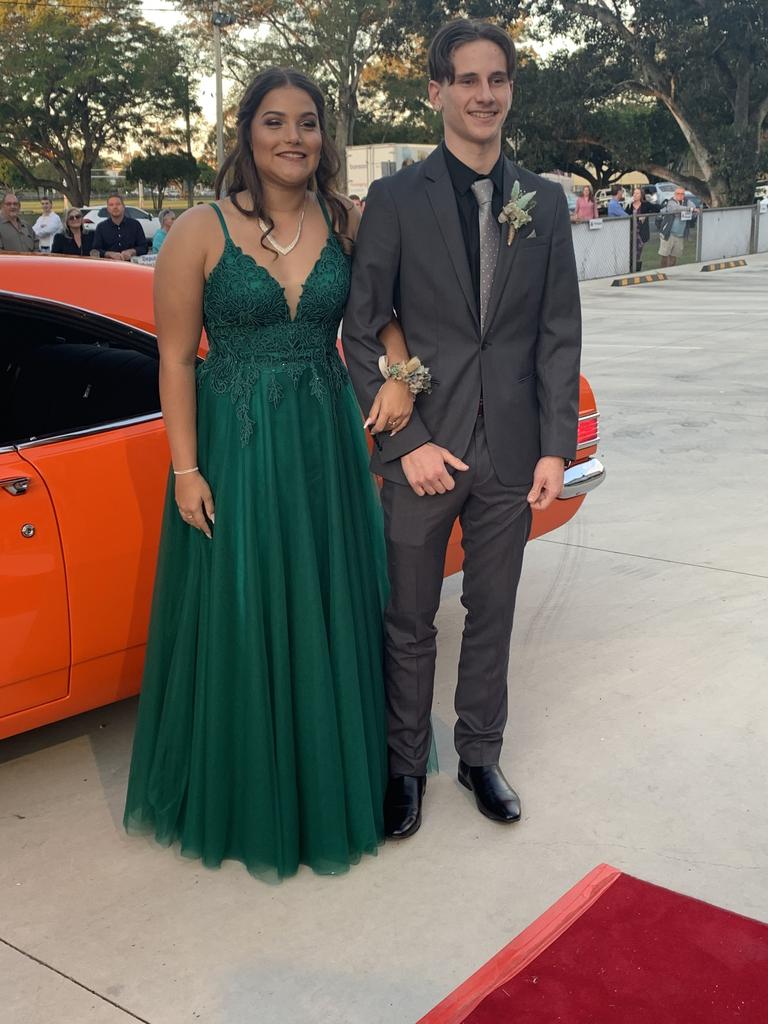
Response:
[19,198,212,216]
[639,229,700,271]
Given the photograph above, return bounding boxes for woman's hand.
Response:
[365,379,414,436]
[175,471,215,538]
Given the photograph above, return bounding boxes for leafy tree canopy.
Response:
[508,0,768,205]
[0,5,195,205]
[176,0,510,188]
[125,151,198,211]
[509,49,688,190]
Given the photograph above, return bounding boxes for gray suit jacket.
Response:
[342,147,582,486]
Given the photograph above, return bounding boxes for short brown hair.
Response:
[428,19,516,84]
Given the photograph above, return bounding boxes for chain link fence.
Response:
[572,204,767,281]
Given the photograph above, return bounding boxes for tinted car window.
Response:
[127,207,150,220]
[1,301,160,446]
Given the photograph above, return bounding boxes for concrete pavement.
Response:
[2,255,767,1024]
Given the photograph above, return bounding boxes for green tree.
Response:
[509,0,768,206]
[509,50,687,191]
[0,6,193,205]
[196,161,217,189]
[178,0,509,189]
[125,151,198,212]
[0,158,27,192]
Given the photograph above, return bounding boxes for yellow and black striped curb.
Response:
[611,273,667,287]
[701,259,747,272]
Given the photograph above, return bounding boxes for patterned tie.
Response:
[471,177,498,331]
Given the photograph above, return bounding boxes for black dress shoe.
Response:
[458,760,521,823]
[384,775,426,839]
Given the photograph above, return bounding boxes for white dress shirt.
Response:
[32,211,63,251]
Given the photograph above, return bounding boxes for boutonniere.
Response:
[498,181,537,245]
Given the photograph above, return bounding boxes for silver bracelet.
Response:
[173,466,199,476]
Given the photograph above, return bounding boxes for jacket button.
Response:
[481,341,488,350]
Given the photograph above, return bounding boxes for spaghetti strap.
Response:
[210,203,231,241]
[317,194,334,233]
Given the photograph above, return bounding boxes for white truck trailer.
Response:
[346,143,437,197]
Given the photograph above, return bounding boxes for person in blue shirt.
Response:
[152,209,176,253]
[606,185,629,217]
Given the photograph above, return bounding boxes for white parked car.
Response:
[80,205,161,240]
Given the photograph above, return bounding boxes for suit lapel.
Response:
[423,148,479,328]
[483,157,521,339]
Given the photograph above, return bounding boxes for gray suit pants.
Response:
[380,415,531,776]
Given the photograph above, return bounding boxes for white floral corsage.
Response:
[498,181,537,245]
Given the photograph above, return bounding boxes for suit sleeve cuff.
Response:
[373,409,432,463]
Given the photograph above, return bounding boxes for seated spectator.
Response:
[52,208,93,256]
[90,194,147,260]
[0,192,38,252]
[152,209,176,253]
[32,197,63,253]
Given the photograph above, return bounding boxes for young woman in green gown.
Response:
[123,68,415,881]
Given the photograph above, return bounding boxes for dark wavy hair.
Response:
[215,67,349,253]
[428,20,517,83]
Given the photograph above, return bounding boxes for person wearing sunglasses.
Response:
[52,208,93,256]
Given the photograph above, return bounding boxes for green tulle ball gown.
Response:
[123,200,389,881]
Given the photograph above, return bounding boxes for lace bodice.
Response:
[198,201,351,444]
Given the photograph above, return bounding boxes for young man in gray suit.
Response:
[343,20,582,838]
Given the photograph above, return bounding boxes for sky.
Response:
[141,0,218,124]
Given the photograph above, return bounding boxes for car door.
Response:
[0,448,70,721]
[19,419,168,707]
[1,289,167,736]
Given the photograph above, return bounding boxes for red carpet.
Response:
[418,864,768,1023]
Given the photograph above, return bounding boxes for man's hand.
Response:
[527,456,565,512]
[401,443,468,497]
[104,251,122,261]
[121,249,136,261]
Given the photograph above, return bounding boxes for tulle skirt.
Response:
[124,366,389,881]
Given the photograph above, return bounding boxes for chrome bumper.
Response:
[558,457,606,499]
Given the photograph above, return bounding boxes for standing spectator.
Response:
[0,192,38,252]
[348,194,363,209]
[658,186,697,268]
[32,197,63,253]
[574,184,597,221]
[152,209,176,253]
[52,208,93,256]
[90,193,147,260]
[606,184,628,217]
[626,187,653,271]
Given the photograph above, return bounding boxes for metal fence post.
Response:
[696,210,703,262]
[630,215,637,272]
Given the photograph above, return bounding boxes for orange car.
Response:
[0,255,604,739]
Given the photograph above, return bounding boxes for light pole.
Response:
[212,11,235,171]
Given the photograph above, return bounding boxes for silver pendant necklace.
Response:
[259,197,307,257]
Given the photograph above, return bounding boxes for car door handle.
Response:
[1,476,31,495]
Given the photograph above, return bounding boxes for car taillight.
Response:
[577,412,599,449]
